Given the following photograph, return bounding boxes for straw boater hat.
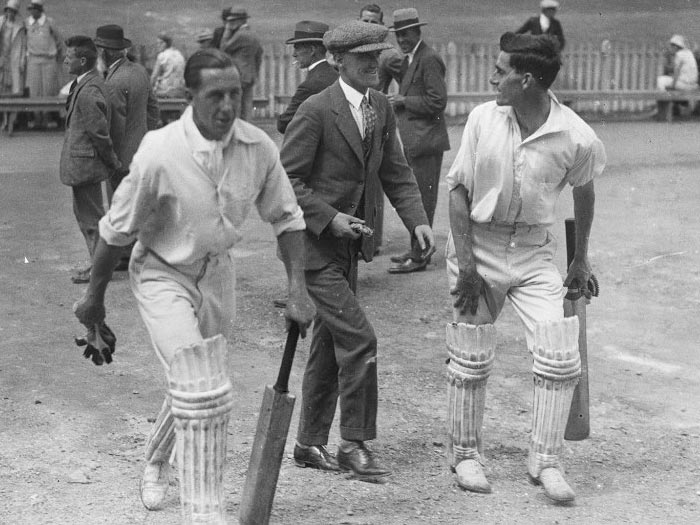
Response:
[540,0,560,8]
[669,34,686,49]
[225,7,249,21]
[5,0,20,12]
[388,8,428,32]
[28,0,44,9]
[323,20,393,54]
[285,21,329,45]
[196,30,214,43]
[94,25,132,50]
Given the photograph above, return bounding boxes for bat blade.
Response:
[238,386,296,525]
[564,296,590,440]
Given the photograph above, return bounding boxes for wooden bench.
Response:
[0,96,270,135]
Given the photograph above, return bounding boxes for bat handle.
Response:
[273,322,300,395]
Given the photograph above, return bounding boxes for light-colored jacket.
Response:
[60,70,121,186]
[0,15,26,94]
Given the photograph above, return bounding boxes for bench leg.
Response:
[665,101,674,123]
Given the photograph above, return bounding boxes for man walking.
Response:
[516,0,565,50]
[280,21,435,482]
[74,48,315,523]
[276,20,336,135]
[25,0,63,128]
[95,24,159,271]
[444,32,605,503]
[60,35,122,284]
[218,7,262,121]
[387,8,449,273]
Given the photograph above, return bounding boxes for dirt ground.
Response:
[1,118,700,525]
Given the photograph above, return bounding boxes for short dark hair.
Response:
[157,33,172,48]
[499,32,561,89]
[65,35,97,69]
[184,48,236,90]
[360,4,383,23]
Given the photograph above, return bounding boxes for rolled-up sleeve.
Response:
[567,135,606,187]
[256,152,306,237]
[445,109,479,193]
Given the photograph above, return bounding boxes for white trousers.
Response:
[445,221,565,348]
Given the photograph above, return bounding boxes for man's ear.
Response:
[522,72,535,90]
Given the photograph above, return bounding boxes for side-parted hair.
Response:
[499,31,561,89]
[65,35,97,69]
[360,3,383,22]
[184,48,236,90]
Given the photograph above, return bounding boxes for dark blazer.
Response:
[276,60,337,134]
[211,26,225,49]
[280,81,428,270]
[219,26,263,85]
[395,41,450,158]
[515,16,565,49]
[59,69,120,186]
[105,58,160,169]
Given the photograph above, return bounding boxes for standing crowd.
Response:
[3,0,608,523]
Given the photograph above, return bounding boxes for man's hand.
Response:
[328,213,364,240]
[285,288,316,338]
[564,256,593,298]
[413,225,436,260]
[387,94,406,110]
[450,264,485,316]
[73,294,106,328]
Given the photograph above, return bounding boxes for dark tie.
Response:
[360,96,376,159]
[65,79,78,111]
[399,55,409,79]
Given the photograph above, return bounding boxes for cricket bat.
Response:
[239,322,300,525]
[563,218,591,441]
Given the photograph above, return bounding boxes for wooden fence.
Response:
[247,39,674,119]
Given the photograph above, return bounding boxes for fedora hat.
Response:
[5,0,20,12]
[225,7,249,21]
[196,30,214,43]
[285,21,329,45]
[94,24,132,50]
[389,8,428,32]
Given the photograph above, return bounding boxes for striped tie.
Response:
[360,96,376,158]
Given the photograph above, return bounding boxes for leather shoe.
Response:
[389,251,411,264]
[387,257,428,274]
[336,442,391,482]
[529,467,576,503]
[293,444,340,471]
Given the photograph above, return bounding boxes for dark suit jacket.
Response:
[276,60,337,134]
[211,26,225,49]
[219,26,263,85]
[395,41,450,158]
[59,69,120,186]
[105,58,160,169]
[516,16,565,49]
[280,81,428,269]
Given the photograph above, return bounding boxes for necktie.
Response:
[360,96,376,159]
[65,79,78,111]
[400,55,409,78]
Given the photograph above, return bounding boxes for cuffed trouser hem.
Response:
[296,432,330,446]
[340,426,376,442]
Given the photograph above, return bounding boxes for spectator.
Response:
[195,29,214,49]
[516,0,565,50]
[150,32,185,98]
[217,7,263,121]
[0,0,26,132]
[210,6,231,49]
[656,34,698,91]
[25,0,64,129]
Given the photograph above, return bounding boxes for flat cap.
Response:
[540,0,560,9]
[323,20,393,54]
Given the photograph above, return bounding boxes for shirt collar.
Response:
[109,57,125,73]
[28,14,46,26]
[75,69,91,85]
[338,76,368,109]
[502,91,569,142]
[181,105,258,153]
[408,40,422,60]
[308,59,326,71]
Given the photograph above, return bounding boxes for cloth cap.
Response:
[5,0,20,12]
[28,0,44,9]
[669,34,686,48]
[389,8,428,32]
[196,30,214,43]
[285,20,329,45]
[94,24,132,50]
[324,20,392,54]
[540,0,560,8]
[225,7,249,21]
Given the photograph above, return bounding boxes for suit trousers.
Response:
[297,242,378,444]
[407,152,444,258]
[72,182,105,260]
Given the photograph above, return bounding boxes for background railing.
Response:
[243,39,675,119]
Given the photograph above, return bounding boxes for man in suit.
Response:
[95,24,160,271]
[210,6,231,49]
[218,7,262,121]
[280,20,435,482]
[516,0,565,50]
[387,8,450,273]
[60,35,122,283]
[276,20,337,135]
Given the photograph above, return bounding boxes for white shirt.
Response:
[338,76,369,138]
[307,59,326,71]
[26,14,46,26]
[539,14,551,32]
[100,106,305,265]
[445,93,606,227]
[407,40,422,65]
